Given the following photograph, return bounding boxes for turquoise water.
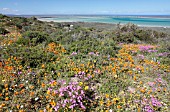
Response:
[39,16,170,27]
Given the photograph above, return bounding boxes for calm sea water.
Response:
[39,16,170,27]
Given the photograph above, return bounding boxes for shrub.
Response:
[22,31,52,46]
[0,27,9,35]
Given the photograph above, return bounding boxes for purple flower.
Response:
[147,50,158,53]
[144,105,154,112]
[138,54,145,59]
[54,106,59,111]
[71,52,77,55]
[59,92,64,97]
[148,82,155,87]
[151,97,162,107]
[89,52,95,55]
[156,78,163,83]
[80,102,86,109]
[139,45,156,53]
[157,52,170,57]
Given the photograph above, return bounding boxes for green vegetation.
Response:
[0,14,169,112]
[0,27,9,35]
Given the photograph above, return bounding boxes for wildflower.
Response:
[20,105,24,108]
[144,105,154,112]
[148,82,155,87]
[19,110,24,112]
[5,97,9,101]
[54,106,59,111]
[109,109,113,112]
[105,94,109,98]
[47,88,51,95]
[17,105,20,109]
[35,97,39,101]
[128,86,136,93]
[41,83,45,88]
[29,85,34,89]
[1,103,5,107]
[50,100,56,107]
[84,86,89,90]
[79,82,83,86]
[138,54,145,59]
[117,105,121,109]
[151,97,162,107]
[140,88,146,93]
[99,100,104,105]
[71,52,77,55]
[4,84,8,88]
[41,64,45,68]
[113,98,119,104]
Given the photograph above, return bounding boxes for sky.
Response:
[0,0,170,15]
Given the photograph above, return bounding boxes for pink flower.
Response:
[151,97,162,107]
[148,82,155,87]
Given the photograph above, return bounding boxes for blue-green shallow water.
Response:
[39,16,170,27]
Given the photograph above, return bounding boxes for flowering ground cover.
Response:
[0,14,169,112]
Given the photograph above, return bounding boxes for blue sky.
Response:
[0,0,170,15]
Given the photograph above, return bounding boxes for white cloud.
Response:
[2,8,10,11]
[0,7,19,14]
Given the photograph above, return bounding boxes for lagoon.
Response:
[38,15,170,27]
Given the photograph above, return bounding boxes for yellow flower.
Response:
[41,64,45,68]
[113,98,119,104]
[84,86,89,90]
[79,82,83,86]
[99,100,104,105]
[47,90,51,95]
[105,94,109,98]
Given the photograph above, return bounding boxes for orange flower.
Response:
[52,92,56,96]
[1,103,5,106]
[133,76,137,81]
[29,85,34,89]
[20,89,25,94]
[19,110,24,112]
[4,84,8,88]
[14,91,19,95]
[46,95,49,99]
[17,105,20,109]
[106,100,112,107]
[5,93,8,96]
[50,100,56,107]
[41,64,45,68]
[0,62,2,68]
[137,107,141,112]
[5,97,9,101]
[30,92,35,96]
[47,90,50,95]
[41,83,45,88]
[140,88,146,93]
[163,88,167,92]
[117,105,121,109]
[5,88,8,91]
[19,84,24,88]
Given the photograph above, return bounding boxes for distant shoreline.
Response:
[38,18,170,28]
[8,14,170,18]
